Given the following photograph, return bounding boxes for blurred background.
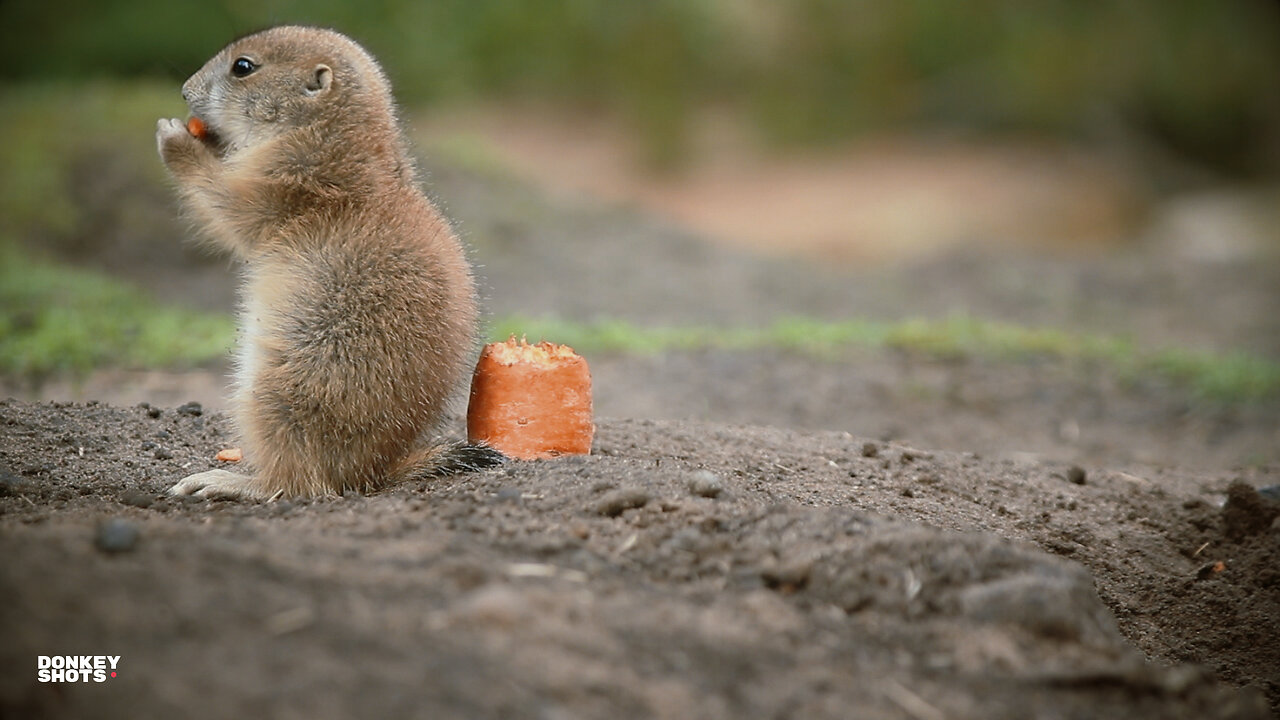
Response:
[1,0,1278,468]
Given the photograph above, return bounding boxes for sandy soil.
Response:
[3,142,1279,718]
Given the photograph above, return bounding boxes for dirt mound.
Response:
[1,400,1274,718]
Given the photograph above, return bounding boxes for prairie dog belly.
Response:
[236,247,457,436]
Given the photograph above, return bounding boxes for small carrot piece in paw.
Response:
[186,116,208,140]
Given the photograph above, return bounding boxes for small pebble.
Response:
[1066,466,1087,485]
[0,471,28,497]
[762,558,812,592]
[494,487,523,504]
[1196,560,1227,580]
[596,487,650,517]
[153,448,174,461]
[688,470,724,499]
[453,585,527,628]
[176,402,203,417]
[121,490,155,508]
[1222,481,1280,541]
[860,442,879,458]
[95,519,140,554]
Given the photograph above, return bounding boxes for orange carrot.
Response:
[467,337,594,460]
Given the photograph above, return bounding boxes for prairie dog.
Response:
[157,26,502,500]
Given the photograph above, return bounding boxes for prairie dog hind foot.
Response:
[169,470,275,501]
[169,442,506,502]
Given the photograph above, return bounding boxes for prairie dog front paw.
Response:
[156,118,208,172]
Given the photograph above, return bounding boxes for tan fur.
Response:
[157,26,491,500]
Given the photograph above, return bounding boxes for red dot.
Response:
[110,672,117,678]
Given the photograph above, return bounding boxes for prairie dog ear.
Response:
[305,64,332,96]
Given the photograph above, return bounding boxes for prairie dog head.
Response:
[181,26,398,158]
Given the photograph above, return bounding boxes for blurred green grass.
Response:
[0,82,181,235]
[0,243,234,380]
[490,315,1280,404]
[8,263,1274,402]
[0,82,228,380]
[1,0,1277,173]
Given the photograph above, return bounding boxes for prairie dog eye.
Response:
[231,57,258,78]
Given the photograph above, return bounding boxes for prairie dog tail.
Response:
[389,441,507,483]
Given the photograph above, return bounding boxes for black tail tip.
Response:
[434,441,508,476]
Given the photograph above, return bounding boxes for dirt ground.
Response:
[3,146,1280,718]
[1,401,1276,719]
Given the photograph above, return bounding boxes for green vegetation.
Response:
[0,83,231,380]
[4,251,1276,403]
[1,1,1277,173]
[489,315,1280,404]
[0,82,180,236]
[0,82,1274,405]
[0,243,234,380]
